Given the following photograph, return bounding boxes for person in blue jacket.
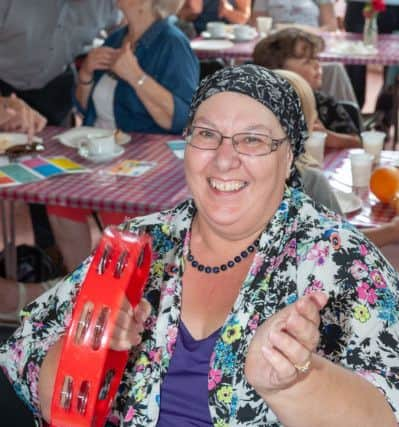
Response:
[75,0,199,135]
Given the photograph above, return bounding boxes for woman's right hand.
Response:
[80,46,120,80]
[109,297,152,351]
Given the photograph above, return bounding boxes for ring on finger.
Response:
[294,359,311,373]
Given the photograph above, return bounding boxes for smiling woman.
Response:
[0,65,398,427]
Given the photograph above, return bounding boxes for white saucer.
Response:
[78,145,124,163]
[201,31,233,40]
[191,39,235,50]
[231,33,257,42]
[54,127,131,148]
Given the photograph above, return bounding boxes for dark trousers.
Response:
[0,68,75,249]
[344,3,399,108]
[0,369,36,426]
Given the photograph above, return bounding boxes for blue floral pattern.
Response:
[0,187,398,426]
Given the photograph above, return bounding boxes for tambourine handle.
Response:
[50,226,152,427]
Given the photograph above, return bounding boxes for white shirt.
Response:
[92,74,117,130]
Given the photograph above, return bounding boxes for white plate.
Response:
[333,189,362,214]
[190,39,235,50]
[328,41,378,56]
[0,132,43,154]
[78,145,125,163]
[201,31,233,40]
[54,127,131,148]
[231,33,257,42]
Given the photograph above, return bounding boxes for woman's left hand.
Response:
[245,292,328,397]
[111,42,141,83]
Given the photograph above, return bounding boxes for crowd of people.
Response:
[0,1,399,426]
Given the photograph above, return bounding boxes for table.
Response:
[0,127,190,278]
[323,148,398,227]
[191,31,399,146]
[191,31,399,66]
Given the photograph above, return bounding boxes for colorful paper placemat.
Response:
[0,156,89,186]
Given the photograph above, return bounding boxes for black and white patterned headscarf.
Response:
[188,64,308,186]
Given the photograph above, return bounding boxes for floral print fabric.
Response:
[1,187,398,426]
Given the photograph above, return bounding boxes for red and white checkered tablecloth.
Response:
[191,32,399,66]
[0,127,191,217]
[1,129,395,227]
[320,32,399,66]
[324,149,398,227]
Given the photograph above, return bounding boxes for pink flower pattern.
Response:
[357,282,378,305]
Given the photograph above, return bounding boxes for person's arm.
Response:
[318,3,338,31]
[75,46,119,110]
[178,0,203,21]
[111,37,199,133]
[219,0,252,24]
[111,42,175,130]
[363,216,399,247]
[245,235,398,426]
[260,355,396,427]
[38,297,151,422]
[0,94,47,141]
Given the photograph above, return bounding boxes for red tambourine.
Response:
[50,226,152,427]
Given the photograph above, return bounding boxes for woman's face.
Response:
[184,92,293,240]
[283,42,322,90]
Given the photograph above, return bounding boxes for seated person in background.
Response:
[253,28,362,149]
[251,2,358,105]
[47,0,200,272]
[252,0,337,31]
[179,0,252,34]
[76,0,199,134]
[0,64,398,427]
[0,94,46,141]
[275,68,399,253]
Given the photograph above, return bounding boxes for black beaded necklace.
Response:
[187,238,260,274]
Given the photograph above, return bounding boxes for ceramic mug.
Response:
[233,24,255,40]
[79,130,115,157]
[206,21,226,38]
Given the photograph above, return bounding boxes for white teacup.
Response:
[233,24,254,40]
[350,151,374,188]
[79,130,115,157]
[305,131,327,165]
[206,21,226,38]
[361,130,385,163]
[256,16,273,36]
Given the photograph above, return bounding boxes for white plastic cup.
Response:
[206,21,226,38]
[80,130,115,157]
[256,16,273,36]
[350,151,374,188]
[361,130,385,163]
[305,131,327,165]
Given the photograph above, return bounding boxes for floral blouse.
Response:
[1,187,398,426]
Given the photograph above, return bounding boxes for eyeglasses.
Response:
[183,126,288,157]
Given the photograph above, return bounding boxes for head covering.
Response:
[188,64,308,186]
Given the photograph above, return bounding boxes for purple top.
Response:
[156,321,220,426]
